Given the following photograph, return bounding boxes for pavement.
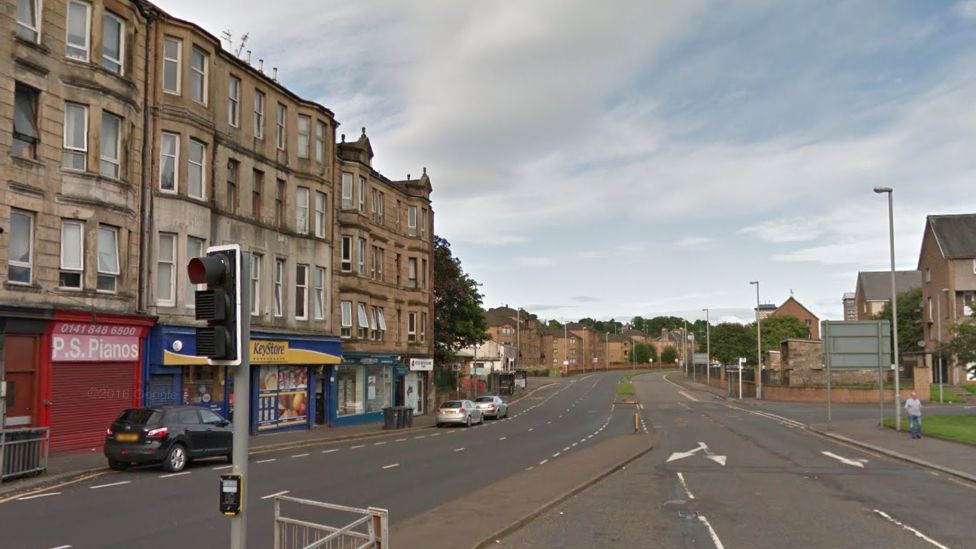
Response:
[0,372,643,548]
[0,377,554,498]
[500,370,976,548]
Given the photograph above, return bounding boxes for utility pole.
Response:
[516,308,520,372]
[703,308,711,386]
[874,186,900,430]
[750,281,763,400]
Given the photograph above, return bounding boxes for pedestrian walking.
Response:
[904,391,922,439]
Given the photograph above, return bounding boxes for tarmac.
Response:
[0,378,554,498]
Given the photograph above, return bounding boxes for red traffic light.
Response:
[187,255,228,285]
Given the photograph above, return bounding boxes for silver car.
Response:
[436,400,483,428]
[474,396,508,419]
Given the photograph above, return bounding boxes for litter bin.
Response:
[403,407,414,428]
[382,407,397,430]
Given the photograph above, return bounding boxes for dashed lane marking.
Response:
[256,458,277,464]
[539,459,548,465]
[395,438,408,442]
[373,442,387,446]
[351,445,366,449]
[499,437,507,441]
[454,447,466,452]
[291,453,310,458]
[212,465,233,471]
[90,481,131,490]
[873,509,948,549]
[677,472,695,499]
[322,449,339,454]
[382,463,400,470]
[17,492,61,501]
[698,515,725,549]
[160,472,192,478]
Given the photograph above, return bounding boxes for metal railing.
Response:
[273,495,389,549]
[1,427,50,481]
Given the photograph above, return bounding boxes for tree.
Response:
[633,342,656,364]
[753,315,810,356]
[433,236,489,366]
[546,319,563,330]
[645,316,686,336]
[661,345,679,364]
[631,316,647,332]
[710,322,755,365]
[941,318,976,377]
[874,287,924,357]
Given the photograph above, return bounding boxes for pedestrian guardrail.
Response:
[273,495,389,549]
[0,427,50,482]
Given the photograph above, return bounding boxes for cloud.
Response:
[956,1,976,21]
[526,303,571,312]
[518,256,555,268]
[676,236,712,248]
[572,296,601,303]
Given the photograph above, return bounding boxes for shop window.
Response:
[257,365,308,430]
[337,365,364,416]
[182,365,225,407]
[366,365,391,413]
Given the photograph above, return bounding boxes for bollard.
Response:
[633,411,639,433]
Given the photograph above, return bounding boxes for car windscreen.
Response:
[441,401,463,408]
[116,409,160,425]
[475,397,495,403]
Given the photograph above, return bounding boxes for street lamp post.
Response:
[937,288,948,404]
[703,308,711,386]
[750,281,762,400]
[606,332,609,371]
[683,319,688,376]
[874,186,901,431]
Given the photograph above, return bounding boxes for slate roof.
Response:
[857,271,921,301]
[928,214,976,259]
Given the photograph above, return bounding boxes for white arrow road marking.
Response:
[667,442,726,466]
[822,451,866,468]
[873,510,948,549]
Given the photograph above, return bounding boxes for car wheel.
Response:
[107,459,129,471]
[163,443,188,472]
[466,416,472,428]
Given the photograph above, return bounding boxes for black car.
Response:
[104,406,233,472]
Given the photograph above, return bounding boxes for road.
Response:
[502,371,975,548]
[0,371,635,548]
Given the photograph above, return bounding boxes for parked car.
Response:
[474,395,509,419]
[104,406,233,472]
[436,400,483,427]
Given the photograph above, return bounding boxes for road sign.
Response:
[693,353,709,366]
[821,320,891,370]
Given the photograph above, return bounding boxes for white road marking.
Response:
[212,465,233,471]
[382,463,400,470]
[351,444,366,449]
[563,446,570,452]
[256,458,277,464]
[873,510,949,549]
[525,466,534,471]
[572,442,578,447]
[552,452,561,458]
[528,428,534,432]
[676,472,695,499]
[430,433,441,437]
[291,453,310,458]
[49,546,72,549]
[160,471,192,478]
[822,451,866,468]
[90,481,131,490]
[322,449,340,454]
[373,442,387,446]
[261,490,290,500]
[499,436,507,441]
[454,447,466,452]
[539,459,549,465]
[698,515,726,549]
[395,438,407,442]
[415,435,427,439]
[18,492,61,501]
[678,390,700,402]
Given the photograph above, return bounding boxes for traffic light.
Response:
[187,244,242,365]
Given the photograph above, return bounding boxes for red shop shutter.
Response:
[50,362,137,453]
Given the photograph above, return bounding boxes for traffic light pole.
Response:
[230,253,251,549]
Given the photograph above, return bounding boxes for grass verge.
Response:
[930,385,966,403]
[884,414,976,445]
[617,381,635,397]
[960,384,976,395]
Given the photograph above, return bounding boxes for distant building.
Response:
[843,293,857,321]
[771,297,821,339]
[756,303,778,320]
[854,271,921,320]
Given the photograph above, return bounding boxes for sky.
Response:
[155,0,976,325]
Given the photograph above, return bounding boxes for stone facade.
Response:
[1,0,149,315]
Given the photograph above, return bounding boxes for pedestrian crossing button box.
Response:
[220,474,243,516]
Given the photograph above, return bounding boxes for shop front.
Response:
[0,306,52,429]
[333,353,400,427]
[404,357,433,416]
[153,329,341,435]
[42,311,154,453]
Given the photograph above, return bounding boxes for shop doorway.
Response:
[404,372,423,415]
[316,375,330,426]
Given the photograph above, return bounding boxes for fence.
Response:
[273,495,389,549]
[1,427,50,482]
